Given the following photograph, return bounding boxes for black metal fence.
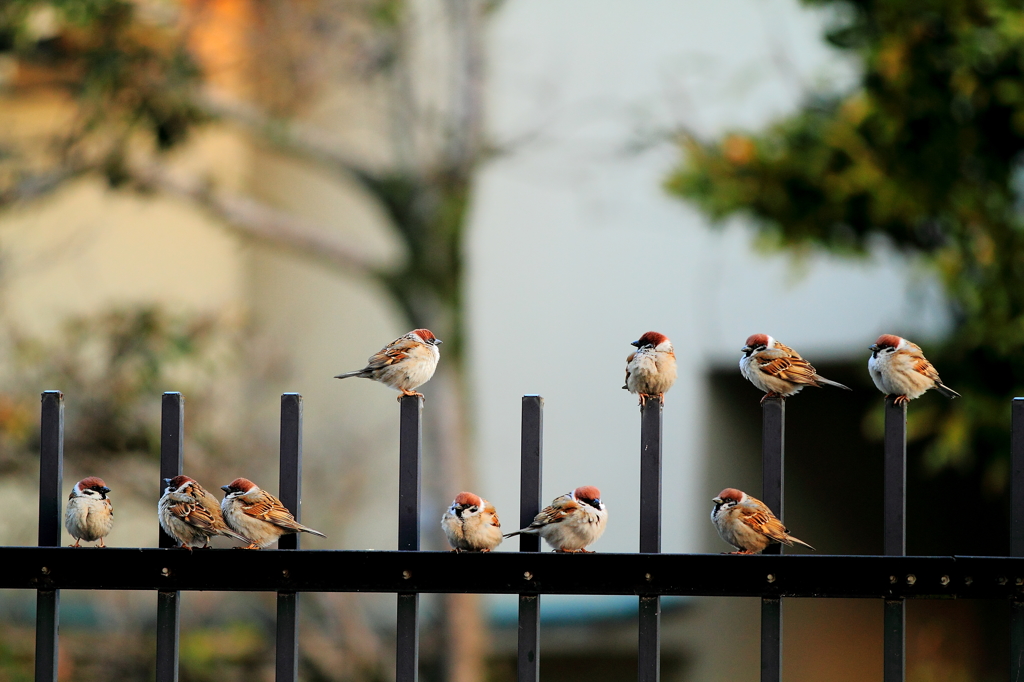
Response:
[12,389,1024,682]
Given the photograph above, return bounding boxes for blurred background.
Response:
[0,0,1017,679]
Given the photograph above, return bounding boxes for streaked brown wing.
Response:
[737,506,790,544]
[757,355,819,385]
[168,494,218,532]
[240,493,302,530]
[772,342,803,359]
[366,336,418,370]
[911,355,941,382]
[530,498,576,528]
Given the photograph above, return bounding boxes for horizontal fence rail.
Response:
[11,549,1024,597]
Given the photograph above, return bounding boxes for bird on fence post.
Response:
[504,486,607,553]
[159,475,249,549]
[868,334,960,405]
[220,478,326,549]
[623,331,677,406]
[711,488,814,554]
[442,492,503,552]
[65,477,113,547]
[740,333,851,403]
[333,329,442,400]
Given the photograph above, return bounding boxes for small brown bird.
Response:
[504,486,607,553]
[740,333,851,403]
[868,334,960,405]
[159,475,249,549]
[710,488,814,555]
[220,478,326,549]
[623,331,677,406]
[334,329,442,399]
[65,477,113,548]
[441,492,503,552]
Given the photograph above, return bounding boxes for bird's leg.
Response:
[479,548,491,553]
[894,395,909,406]
[759,391,781,404]
[98,538,106,548]
[637,393,649,408]
[70,539,81,548]
[398,389,425,402]
[450,548,462,553]
[725,549,756,555]
[659,393,666,405]
[243,543,261,550]
[578,548,595,554]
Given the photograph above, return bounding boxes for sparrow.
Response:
[220,478,326,549]
[64,477,113,547]
[503,486,607,553]
[740,334,851,403]
[441,491,503,552]
[159,475,249,549]
[334,329,442,399]
[868,334,960,406]
[711,488,814,554]
[623,331,677,406]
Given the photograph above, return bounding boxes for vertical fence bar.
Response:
[639,396,662,682]
[397,395,422,682]
[157,392,183,682]
[518,395,544,682]
[1011,398,1024,681]
[276,394,302,682]
[35,391,63,682]
[883,396,907,682]
[760,396,784,682]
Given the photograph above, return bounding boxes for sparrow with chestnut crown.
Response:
[504,486,607,553]
[868,334,960,406]
[335,329,442,400]
[623,331,677,406]
[220,478,326,549]
[740,334,851,403]
[65,477,113,548]
[711,488,814,555]
[441,492,503,552]
[159,475,249,549]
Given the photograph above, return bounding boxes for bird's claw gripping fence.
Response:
[16,390,1024,682]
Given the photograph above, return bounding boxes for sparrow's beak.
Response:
[220,485,231,493]
[869,344,880,352]
[741,345,752,354]
[99,486,111,494]
[163,478,172,486]
[712,497,723,505]
[631,340,641,348]
[434,339,443,345]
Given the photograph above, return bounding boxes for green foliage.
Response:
[0,306,239,474]
[667,0,1024,483]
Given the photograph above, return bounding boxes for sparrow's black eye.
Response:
[887,347,895,353]
[469,506,478,513]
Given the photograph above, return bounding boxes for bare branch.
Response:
[130,164,387,279]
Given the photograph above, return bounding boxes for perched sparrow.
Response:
[441,492,503,552]
[740,334,851,403]
[159,475,249,549]
[868,334,960,406]
[623,331,677,406]
[65,477,113,548]
[711,488,814,555]
[504,486,607,553]
[334,329,442,399]
[220,478,326,549]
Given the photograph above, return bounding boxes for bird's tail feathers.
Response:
[786,535,815,551]
[935,382,961,400]
[222,529,251,544]
[502,528,536,539]
[301,526,327,538]
[334,370,369,380]
[817,377,852,391]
